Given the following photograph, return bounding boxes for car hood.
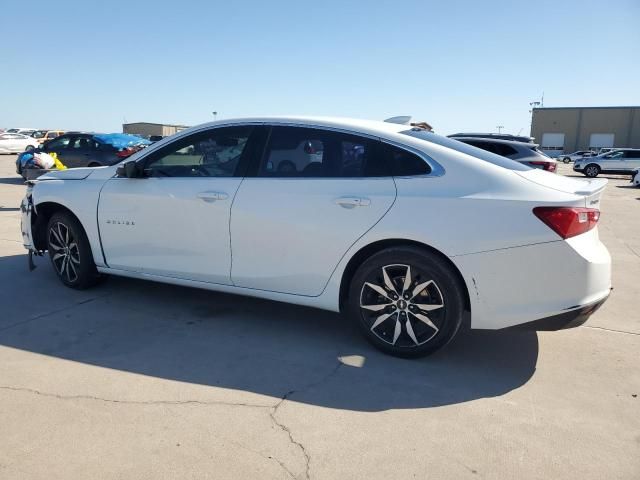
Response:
[37,168,96,181]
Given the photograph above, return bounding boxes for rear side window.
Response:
[383,143,431,176]
[258,126,389,177]
[493,143,518,157]
[402,129,530,171]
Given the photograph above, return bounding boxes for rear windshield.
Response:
[401,129,530,171]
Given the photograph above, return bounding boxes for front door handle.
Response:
[334,196,371,209]
[197,191,229,202]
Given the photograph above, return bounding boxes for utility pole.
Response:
[496,125,504,134]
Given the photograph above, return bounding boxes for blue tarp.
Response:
[95,133,151,149]
[18,152,35,168]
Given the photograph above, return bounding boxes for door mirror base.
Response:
[116,160,143,178]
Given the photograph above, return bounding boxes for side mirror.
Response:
[116,160,142,178]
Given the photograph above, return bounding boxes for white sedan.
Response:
[0,133,39,153]
[20,117,612,357]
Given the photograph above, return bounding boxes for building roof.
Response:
[533,106,640,111]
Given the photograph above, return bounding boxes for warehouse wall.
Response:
[531,107,640,154]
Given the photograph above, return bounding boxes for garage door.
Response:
[589,133,614,150]
[541,133,565,157]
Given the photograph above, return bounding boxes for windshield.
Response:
[401,129,530,171]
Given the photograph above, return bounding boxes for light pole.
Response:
[496,125,504,134]
[212,111,218,121]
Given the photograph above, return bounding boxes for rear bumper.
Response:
[453,228,611,330]
[508,294,609,331]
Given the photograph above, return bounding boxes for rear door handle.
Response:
[197,191,229,202]
[334,196,371,208]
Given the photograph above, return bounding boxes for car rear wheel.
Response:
[563,157,571,163]
[47,212,102,289]
[347,247,464,358]
[584,164,600,178]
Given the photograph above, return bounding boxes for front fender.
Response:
[32,178,107,267]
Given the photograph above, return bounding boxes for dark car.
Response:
[449,132,535,143]
[452,137,557,172]
[16,132,151,176]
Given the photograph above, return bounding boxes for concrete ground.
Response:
[0,156,638,479]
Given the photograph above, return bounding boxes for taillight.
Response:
[530,161,557,172]
[533,207,600,239]
[117,147,141,158]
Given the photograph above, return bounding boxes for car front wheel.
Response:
[563,157,571,163]
[584,164,600,178]
[47,212,102,289]
[348,247,464,358]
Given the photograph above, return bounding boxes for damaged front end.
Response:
[20,182,45,270]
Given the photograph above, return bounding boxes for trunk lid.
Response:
[516,169,608,207]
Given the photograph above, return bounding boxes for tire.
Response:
[347,247,464,358]
[277,161,296,174]
[46,211,102,289]
[25,145,36,152]
[563,157,571,164]
[584,164,600,178]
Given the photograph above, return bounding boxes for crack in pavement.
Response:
[0,385,275,409]
[225,438,298,480]
[269,362,344,480]
[584,325,640,336]
[1,361,346,479]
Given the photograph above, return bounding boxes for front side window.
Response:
[70,137,98,150]
[606,151,624,159]
[257,126,388,178]
[45,136,71,150]
[143,126,252,178]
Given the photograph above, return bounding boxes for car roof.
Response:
[188,116,411,137]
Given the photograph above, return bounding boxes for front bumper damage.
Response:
[20,190,43,270]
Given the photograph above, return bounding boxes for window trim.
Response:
[136,125,258,178]
[379,138,445,178]
[127,121,445,179]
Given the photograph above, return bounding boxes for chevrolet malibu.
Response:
[20,117,612,357]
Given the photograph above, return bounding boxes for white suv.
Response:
[574,149,640,177]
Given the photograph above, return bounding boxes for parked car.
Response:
[631,169,640,187]
[5,128,38,136]
[20,117,611,358]
[574,149,640,177]
[598,147,616,155]
[449,132,535,143]
[451,137,557,172]
[16,132,151,176]
[32,130,65,144]
[560,150,596,164]
[0,133,39,154]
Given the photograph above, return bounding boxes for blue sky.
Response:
[1,0,639,135]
